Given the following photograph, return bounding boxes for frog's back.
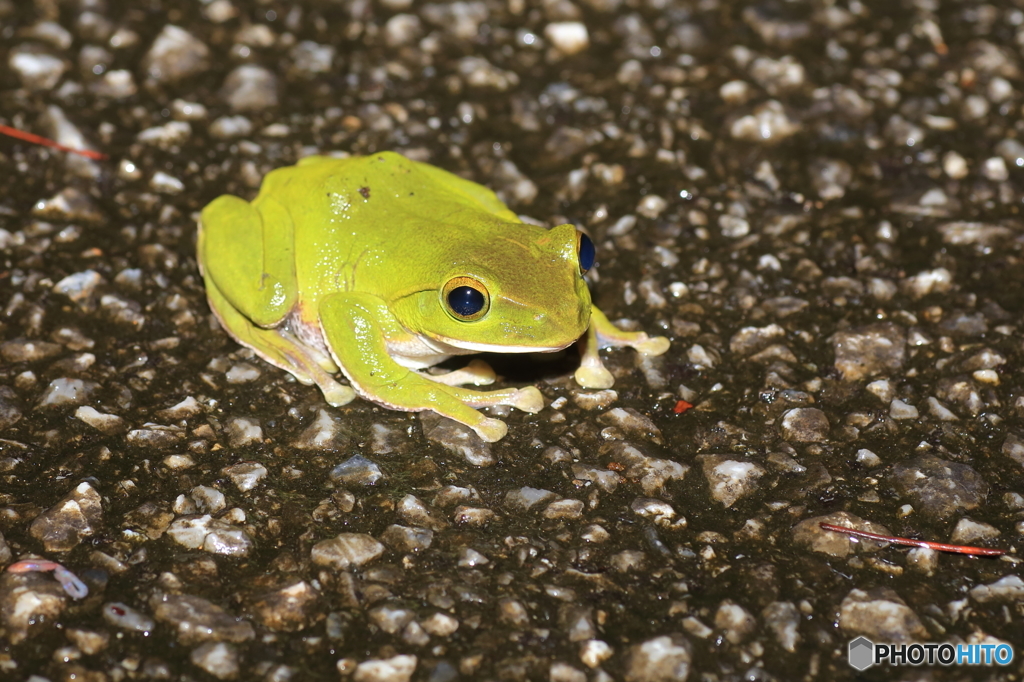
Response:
[260,152,529,297]
[262,152,519,224]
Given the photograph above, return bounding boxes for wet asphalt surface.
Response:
[3,0,1024,680]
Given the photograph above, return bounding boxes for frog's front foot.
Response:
[322,383,357,407]
[574,364,614,390]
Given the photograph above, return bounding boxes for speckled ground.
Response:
[2,0,1024,680]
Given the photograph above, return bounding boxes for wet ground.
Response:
[2,0,1024,680]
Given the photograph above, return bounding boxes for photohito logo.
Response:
[847,637,1014,670]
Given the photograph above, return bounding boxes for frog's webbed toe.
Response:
[630,335,671,356]
[511,386,544,413]
[473,417,508,443]
[424,359,496,387]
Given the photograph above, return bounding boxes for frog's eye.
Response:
[577,231,596,275]
[443,277,490,321]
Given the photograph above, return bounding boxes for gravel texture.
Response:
[2,0,1024,680]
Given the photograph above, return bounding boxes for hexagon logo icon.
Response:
[848,637,875,670]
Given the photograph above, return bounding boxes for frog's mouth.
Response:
[428,334,569,355]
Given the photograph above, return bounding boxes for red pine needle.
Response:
[0,124,108,160]
[819,522,1006,557]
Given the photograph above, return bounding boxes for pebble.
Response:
[93,69,137,99]
[210,116,254,139]
[166,515,253,556]
[220,65,279,112]
[942,150,969,178]
[699,455,766,507]
[381,525,433,553]
[311,533,385,570]
[730,100,801,142]
[74,405,126,434]
[143,25,210,83]
[761,602,800,652]
[597,408,663,444]
[714,601,756,644]
[982,156,1009,181]
[155,396,203,421]
[969,575,1024,604]
[353,655,417,682]
[888,398,919,420]
[1,338,63,363]
[604,442,687,495]
[949,518,1000,544]
[0,389,22,429]
[290,41,335,75]
[102,602,155,633]
[452,506,497,526]
[830,323,907,381]
[0,570,68,644]
[571,463,621,493]
[292,409,345,450]
[902,267,953,299]
[838,588,927,643]
[791,512,891,557]
[247,580,322,632]
[330,455,384,486]
[779,407,829,443]
[545,22,590,55]
[458,56,519,91]
[384,14,423,48]
[369,603,416,634]
[890,454,987,519]
[419,412,494,466]
[29,482,103,552]
[9,46,66,90]
[504,487,558,511]
[33,187,103,223]
[151,593,255,645]
[127,424,185,448]
[137,121,192,149]
[397,495,448,531]
[543,499,584,519]
[624,635,692,682]
[579,639,613,668]
[572,389,619,410]
[190,642,240,680]
[422,612,459,637]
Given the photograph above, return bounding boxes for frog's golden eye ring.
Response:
[443,277,490,321]
[577,231,596,275]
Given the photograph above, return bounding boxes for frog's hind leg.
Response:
[424,359,496,387]
[205,280,356,406]
[575,305,671,389]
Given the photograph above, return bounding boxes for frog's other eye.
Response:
[443,277,490,321]
[576,231,596,275]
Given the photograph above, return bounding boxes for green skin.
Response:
[198,152,669,442]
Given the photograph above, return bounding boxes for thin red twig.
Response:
[819,522,1006,556]
[0,124,108,160]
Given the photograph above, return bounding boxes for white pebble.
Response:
[544,22,589,55]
